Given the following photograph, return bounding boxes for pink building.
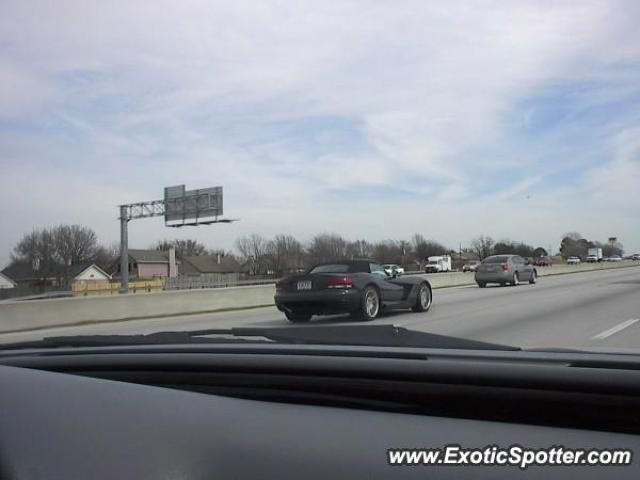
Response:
[113,249,179,279]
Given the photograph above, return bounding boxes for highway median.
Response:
[0,261,639,334]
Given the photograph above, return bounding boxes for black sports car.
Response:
[274,260,432,322]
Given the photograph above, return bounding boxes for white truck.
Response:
[425,255,452,273]
[586,247,603,263]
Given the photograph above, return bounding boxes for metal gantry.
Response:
[118,186,237,293]
[120,200,167,220]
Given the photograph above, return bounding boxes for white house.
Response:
[0,272,16,289]
[72,264,111,284]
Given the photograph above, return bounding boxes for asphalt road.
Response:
[1,266,640,350]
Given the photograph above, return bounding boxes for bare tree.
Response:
[66,225,98,265]
[471,235,495,260]
[155,240,174,252]
[412,234,447,264]
[235,234,270,274]
[12,228,58,279]
[372,240,402,264]
[13,225,98,285]
[493,240,535,258]
[14,229,52,265]
[155,239,207,257]
[93,243,120,271]
[345,239,372,259]
[266,234,304,276]
[306,233,347,264]
[53,225,98,285]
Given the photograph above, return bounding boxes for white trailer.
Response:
[587,247,603,262]
[425,256,452,273]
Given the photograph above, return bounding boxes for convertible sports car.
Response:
[274,260,432,322]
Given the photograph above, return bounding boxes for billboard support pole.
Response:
[119,206,129,294]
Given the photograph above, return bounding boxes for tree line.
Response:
[232,233,454,276]
[469,236,548,261]
[10,225,117,286]
[8,225,623,282]
[559,232,623,259]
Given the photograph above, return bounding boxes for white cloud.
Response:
[0,61,58,119]
[587,126,640,206]
[496,175,544,201]
[2,0,640,264]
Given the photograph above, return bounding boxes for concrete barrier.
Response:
[0,284,275,334]
[1,261,638,334]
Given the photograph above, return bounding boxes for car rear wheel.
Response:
[529,270,537,284]
[477,282,486,288]
[412,283,432,312]
[284,311,312,323]
[353,286,380,321]
[511,272,520,286]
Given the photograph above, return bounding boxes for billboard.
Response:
[164,185,223,225]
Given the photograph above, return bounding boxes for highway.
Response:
[1,266,640,350]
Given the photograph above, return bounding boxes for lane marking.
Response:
[592,318,640,340]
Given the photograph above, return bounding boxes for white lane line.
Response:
[592,319,640,340]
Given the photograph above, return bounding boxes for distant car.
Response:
[274,260,432,322]
[535,256,553,267]
[602,257,610,262]
[382,264,405,276]
[609,255,622,262]
[566,256,581,265]
[462,261,480,272]
[586,254,599,263]
[632,254,640,261]
[475,255,537,288]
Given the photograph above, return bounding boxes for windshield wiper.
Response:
[0,325,519,351]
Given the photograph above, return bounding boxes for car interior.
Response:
[1,340,639,479]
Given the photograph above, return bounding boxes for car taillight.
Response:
[501,263,510,271]
[327,275,353,289]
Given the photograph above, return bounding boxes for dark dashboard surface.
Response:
[1,363,639,480]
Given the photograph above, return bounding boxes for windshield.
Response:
[1,1,639,357]
[309,264,350,274]
[483,256,510,264]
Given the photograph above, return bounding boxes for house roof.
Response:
[0,271,17,287]
[181,255,241,274]
[128,249,170,263]
[70,263,111,280]
[1,260,62,281]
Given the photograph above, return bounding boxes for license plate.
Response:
[297,280,312,290]
[485,266,495,272]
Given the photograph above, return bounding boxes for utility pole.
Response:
[119,206,130,293]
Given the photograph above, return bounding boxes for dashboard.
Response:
[1,345,639,479]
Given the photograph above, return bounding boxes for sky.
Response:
[1,0,640,266]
